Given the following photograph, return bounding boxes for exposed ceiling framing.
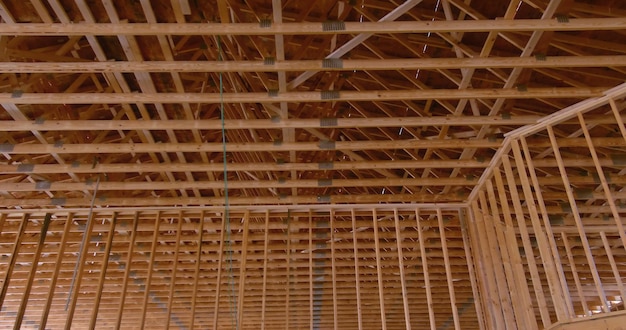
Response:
[0,0,625,329]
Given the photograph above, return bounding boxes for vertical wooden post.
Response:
[0,213,30,308]
[502,154,552,327]
[577,112,626,251]
[394,208,412,330]
[140,211,162,329]
[437,208,461,330]
[351,208,363,330]
[307,210,313,330]
[561,232,589,315]
[261,210,270,330]
[14,214,49,330]
[40,213,74,329]
[548,125,609,312]
[237,211,250,328]
[330,209,339,330]
[165,211,184,329]
[459,209,486,330]
[89,213,117,330]
[212,211,228,329]
[372,208,387,330]
[520,137,574,318]
[415,209,436,330]
[189,210,205,329]
[470,199,505,329]
[493,167,536,328]
[114,211,140,329]
[485,179,526,329]
[477,191,514,327]
[511,139,569,320]
[600,232,626,305]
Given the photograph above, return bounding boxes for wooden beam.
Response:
[372,208,387,330]
[1,18,624,36]
[164,211,184,329]
[0,159,488,175]
[236,211,250,328]
[0,116,544,131]
[0,193,468,207]
[139,211,162,329]
[88,213,116,330]
[437,208,461,330]
[39,213,73,330]
[114,212,139,329]
[13,214,45,330]
[0,139,502,154]
[547,125,609,313]
[394,208,412,330]
[188,211,204,330]
[2,55,625,73]
[0,176,478,192]
[0,87,606,104]
[351,209,363,330]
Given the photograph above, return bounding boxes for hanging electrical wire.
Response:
[217,35,239,330]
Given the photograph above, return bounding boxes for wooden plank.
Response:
[3,18,623,36]
[3,55,626,73]
[39,213,73,329]
[415,209,436,330]
[88,213,116,329]
[64,210,97,330]
[510,139,569,320]
[0,176,480,192]
[139,211,162,329]
[114,212,139,329]
[307,211,313,330]
[0,116,543,131]
[547,125,610,313]
[189,211,204,330]
[330,209,339,330]
[458,209,486,330]
[492,168,536,328]
[469,200,505,329]
[261,211,270,330]
[561,232,589,315]
[519,137,574,319]
[476,191,514,328]
[0,87,605,104]
[501,154,551,327]
[14,214,47,329]
[0,138,503,154]
[372,208,387,330]
[237,211,250,328]
[600,231,626,307]
[165,211,184,329]
[0,159,489,175]
[393,208,412,330]
[351,209,363,330]
[212,212,228,329]
[437,208,461,330]
[609,99,626,145]
[577,112,626,251]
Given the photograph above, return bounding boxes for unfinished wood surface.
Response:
[1,0,626,329]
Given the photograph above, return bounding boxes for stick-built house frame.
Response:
[1,0,626,329]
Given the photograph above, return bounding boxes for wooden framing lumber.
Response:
[1,18,625,36]
[1,55,625,73]
[0,87,606,105]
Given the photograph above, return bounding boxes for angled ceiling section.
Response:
[0,0,624,209]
